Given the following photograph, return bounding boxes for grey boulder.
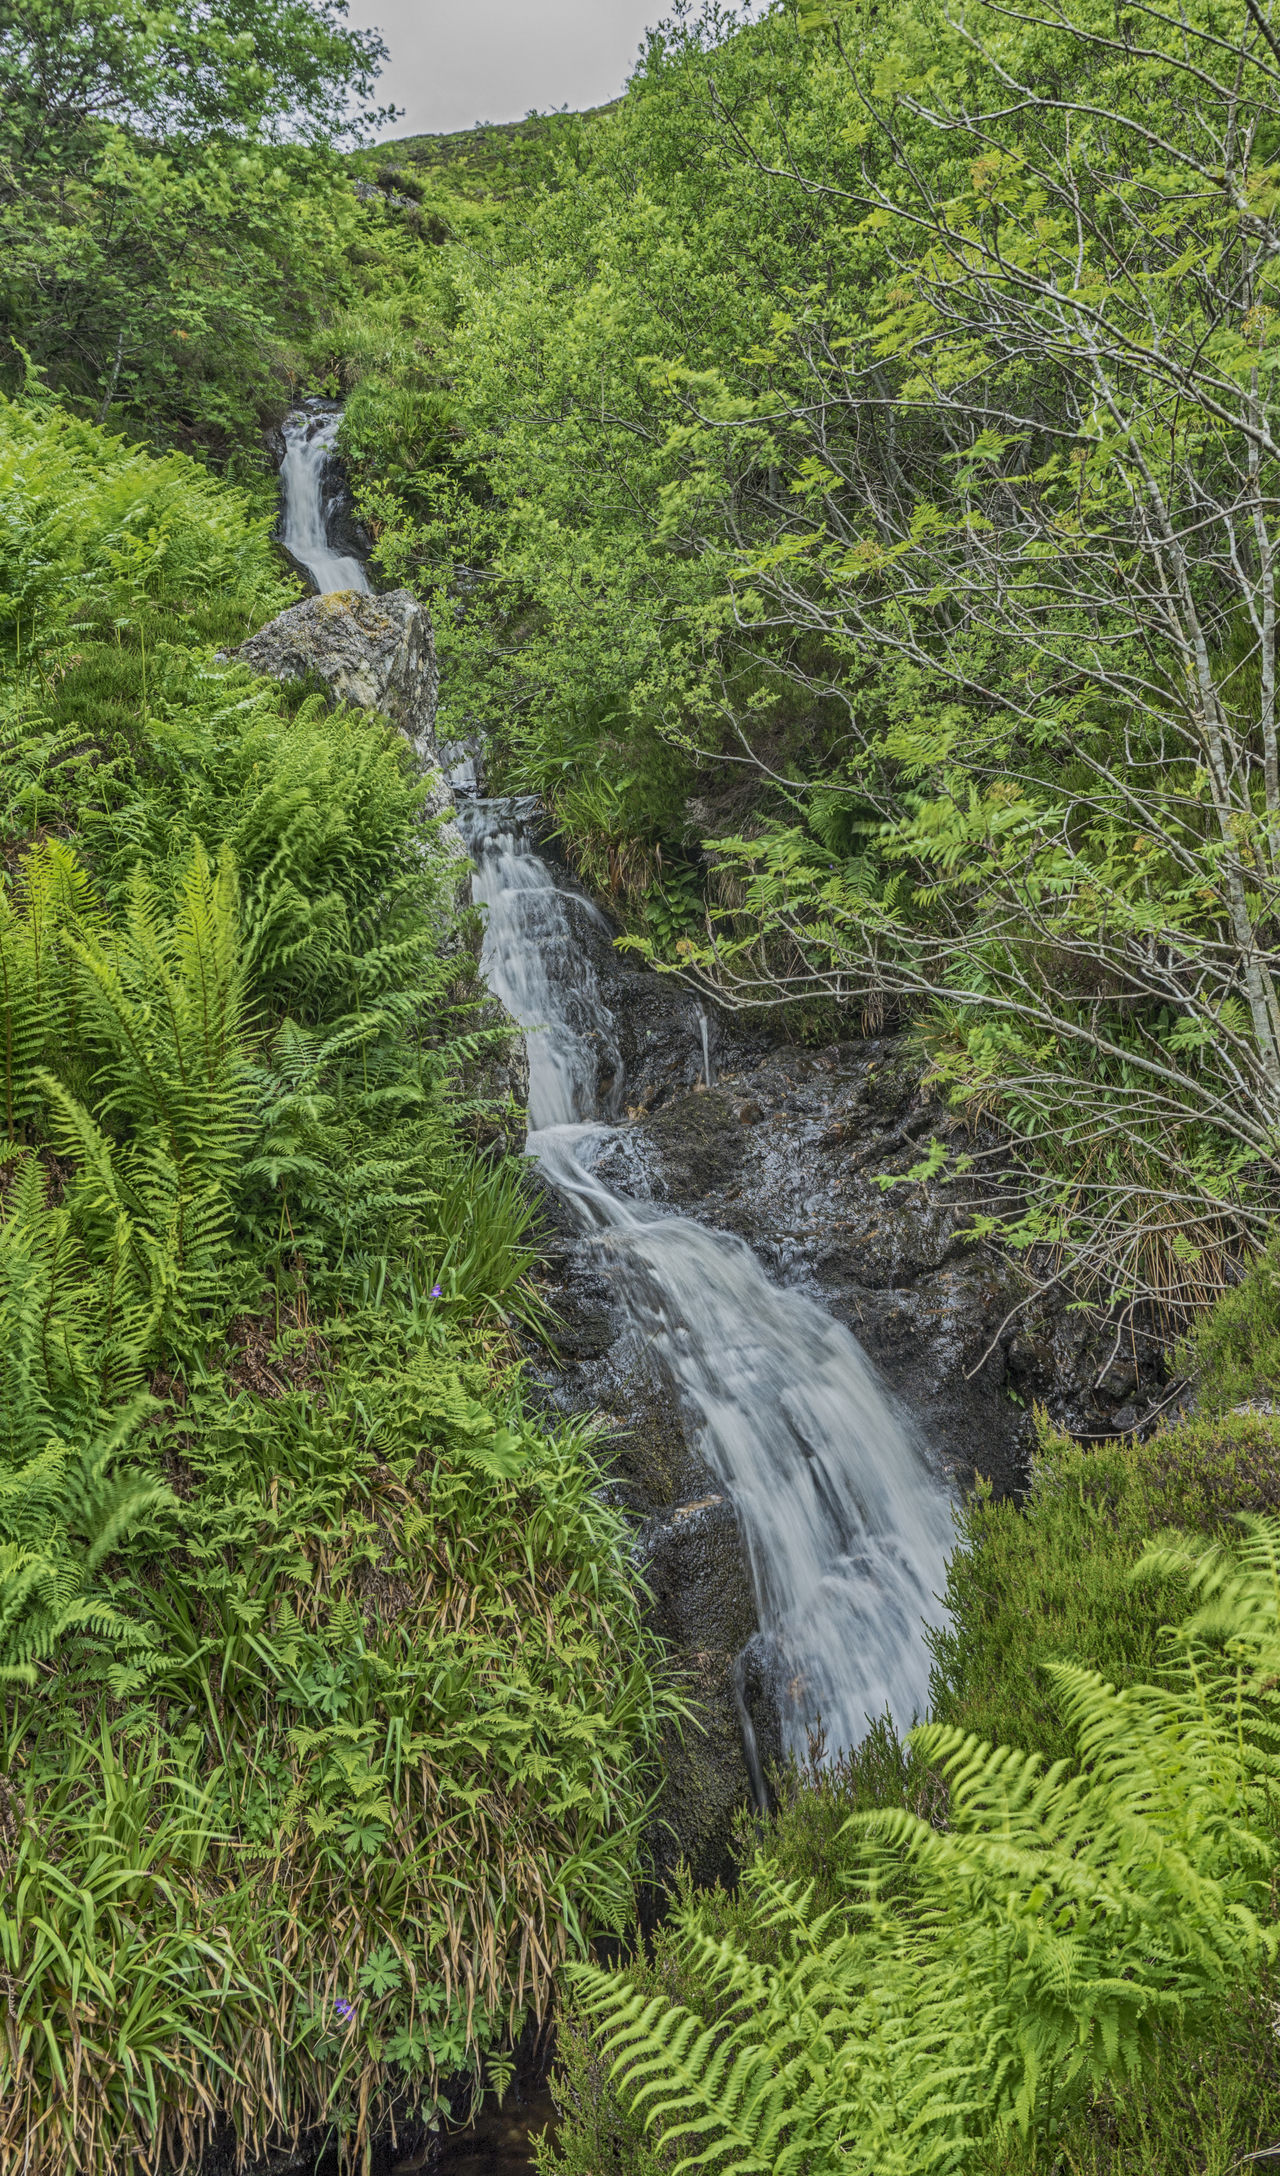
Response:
[228,587,458,834]
[232,586,437,754]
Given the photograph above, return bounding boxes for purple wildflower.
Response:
[430,1283,443,1298]
[334,1997,356,2024]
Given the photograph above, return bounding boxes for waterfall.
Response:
[278,407,370,596]
[466,799,955,1766]
[698,1005,714,1090]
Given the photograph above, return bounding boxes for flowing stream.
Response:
[279,406,370,595]
[273,425,956,2160]
[464,799,955,1766]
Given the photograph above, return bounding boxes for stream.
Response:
[277,402,955,1772]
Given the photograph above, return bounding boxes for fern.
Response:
[67,839,250,1199]
[572,1523,1280,2173]
[0,1393,173,1687]
[0,837,97,1138]
[0,398,671,2176]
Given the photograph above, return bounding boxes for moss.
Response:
[929,1408,1280,1764]
[1187,1238,1280,1412]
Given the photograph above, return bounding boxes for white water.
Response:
[279,408,370,596]
[467,800,955,1766]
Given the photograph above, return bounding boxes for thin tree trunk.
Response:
[96,324,125,427]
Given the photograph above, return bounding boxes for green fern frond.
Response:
[0,1390,173,1682]
[580,1519,1280,2175]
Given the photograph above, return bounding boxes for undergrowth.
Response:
[542,1413,1280,2176]
[0,393,668,2173]
[927,1409,1280,1765]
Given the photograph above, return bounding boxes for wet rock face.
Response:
[529,1185,760,1886]
[533,864,1167,1484]
[648,1041,1111,1499]
[619,1034,1166,1495]
[637,1494,760,1888]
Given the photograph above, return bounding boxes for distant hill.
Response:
[350,104,619,201]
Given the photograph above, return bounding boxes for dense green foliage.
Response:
[545,1420,1280,2176]
[11,0,1280,2165]
[0,393,667,2172]
[0,0,394,459]
[574,1539,1280,2175]
[336,0,1280,1325]
[309,21,1280,2158]
[930,1411,1280,1762]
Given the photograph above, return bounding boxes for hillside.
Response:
[355,105,620,194]
[0,392,667,2173]
[6,0,1280,2172]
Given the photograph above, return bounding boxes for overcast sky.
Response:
[345,0,752,140]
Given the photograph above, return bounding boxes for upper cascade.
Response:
[278,404,370,596]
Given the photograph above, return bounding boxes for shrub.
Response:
[1185,1242,1280,1414]
[929,1410,1280,1765]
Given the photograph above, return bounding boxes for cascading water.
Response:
[278,405,370,596]
[465,798,955,1767]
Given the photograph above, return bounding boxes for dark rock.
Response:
[1096,1355,1139,1400]
[637,1494,759,1884]
[644,1090,746,1200]
[325,495,373,571]
[733,1633,787,1810]
[639,1493,755,1656]
[1007,1329,1054,1390]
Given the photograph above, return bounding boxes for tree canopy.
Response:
[339,0,1280,1324]
[0,0,392,452]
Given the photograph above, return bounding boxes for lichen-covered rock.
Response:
[231,589,526,1121]
[232,585,440,763]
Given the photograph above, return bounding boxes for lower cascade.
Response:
[465,797,956,1768]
